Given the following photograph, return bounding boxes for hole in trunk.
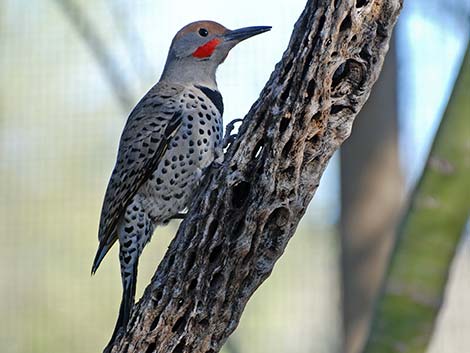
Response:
[330,105,348,114]
[340,14,352,32]
[231,181,250,208]
[172,314,188,333]
[279,117,290,133]
[172,339,186,353]
[209,272,224,290]
[253,139,264,159]
[356,0,368,7]
[146,342,157,353]
[209,244,223,263]
[188,278,198,291]
[186,251,196,271]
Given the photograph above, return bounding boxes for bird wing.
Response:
[92,82,184,273]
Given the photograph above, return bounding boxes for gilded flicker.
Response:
[92,20,271,341]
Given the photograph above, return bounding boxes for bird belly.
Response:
[141,95,223,224]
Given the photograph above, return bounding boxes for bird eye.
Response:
[198,28,209,37]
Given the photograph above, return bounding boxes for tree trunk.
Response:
[108,1,403,352]
[363,42,470,353]
[340,36,404,353]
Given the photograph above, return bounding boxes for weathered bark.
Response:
[109,1,402,352]
[340,37,404,353]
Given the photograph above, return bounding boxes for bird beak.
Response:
[223,26,272,43]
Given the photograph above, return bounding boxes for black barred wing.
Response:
[92,83,184,273]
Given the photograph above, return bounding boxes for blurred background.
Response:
[0,1,468,353]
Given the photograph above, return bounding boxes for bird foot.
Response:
[222,118,243,149]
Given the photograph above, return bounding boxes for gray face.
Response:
[160,21,271,86]
[171,31,210,58]
[170,28,230,64]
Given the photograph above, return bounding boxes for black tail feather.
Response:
[103,263,138,353]
[91,237,118,275]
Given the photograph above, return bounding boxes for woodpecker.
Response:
[92,20,271,343]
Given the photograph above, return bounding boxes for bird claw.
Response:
[204,159,222,174]
[209,162,223,172]
[222,118,243,148]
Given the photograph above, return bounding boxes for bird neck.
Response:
[160,56,218,90]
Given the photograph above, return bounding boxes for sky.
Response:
[399,2,469,184]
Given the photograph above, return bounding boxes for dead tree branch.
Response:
[109,0,402,352]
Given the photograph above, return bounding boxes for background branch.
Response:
[107,0,155,87]
[54,0,134,111]
[340,36,404,353]
[108,0,403,352]
[363,42,470,353]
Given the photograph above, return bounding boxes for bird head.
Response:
[160,20,271,87]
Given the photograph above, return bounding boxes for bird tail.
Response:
[103,261,138,353]
[91,238,118,275]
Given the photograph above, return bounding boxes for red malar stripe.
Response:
[192,38,221,58]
